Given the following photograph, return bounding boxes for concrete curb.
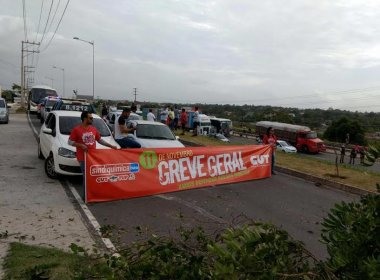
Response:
[275,166,377,196]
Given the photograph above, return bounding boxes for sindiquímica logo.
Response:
[90,163,139,176]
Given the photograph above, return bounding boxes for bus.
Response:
[28,85,58,113]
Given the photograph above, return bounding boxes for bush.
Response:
[321,195,380,279]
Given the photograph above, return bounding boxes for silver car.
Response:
[0,98,9,124]
[276,140,297,153]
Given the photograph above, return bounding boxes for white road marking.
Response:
[67,181,118,254]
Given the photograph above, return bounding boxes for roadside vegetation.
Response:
[3,194,379,279]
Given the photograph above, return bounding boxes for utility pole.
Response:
[24,66,35,94]
[21,41,40,109]
[133,87,138,102]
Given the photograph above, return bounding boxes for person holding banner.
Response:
[263,126,277,175]
[114,108,142,148]
[68,111,118,199]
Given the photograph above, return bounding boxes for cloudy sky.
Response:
[1,0,380,112]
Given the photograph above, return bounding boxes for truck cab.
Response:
[186,112,212,135]
[296,130,325,153]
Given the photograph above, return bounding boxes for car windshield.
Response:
[279,141,290,147]
[59,116,111,137]
[306,132,317,139]
[136,124,175,140]
[46,100,58,107]
[0,100,5,108]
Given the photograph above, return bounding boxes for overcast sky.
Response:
[1,0,380,112]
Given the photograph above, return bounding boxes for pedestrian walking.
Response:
[114,108,141,148]
[340,144,346,163]
[68,111,118,199]
[180,108,188,135]
[147,108,156,122]
[263,127,277,175]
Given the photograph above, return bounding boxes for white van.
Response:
[0,97,9,124]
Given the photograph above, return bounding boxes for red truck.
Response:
[256,121,326,153]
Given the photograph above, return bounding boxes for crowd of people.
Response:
[340,144,366,165]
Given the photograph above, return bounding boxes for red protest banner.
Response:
[85,145,271,203]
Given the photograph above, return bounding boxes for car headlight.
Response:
[58,147,76,158]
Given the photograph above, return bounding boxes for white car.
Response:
[215,133,230,142]
[40,96,60,124]
[38,111,119,178]
[106,110,142,133]
[276,140,297,153]
[126,120,185,148]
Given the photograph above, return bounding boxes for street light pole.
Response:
[52,65,65,97]
[73,37,95,100]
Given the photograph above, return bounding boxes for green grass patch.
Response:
[276,152,380,191]
[3,243,110,280]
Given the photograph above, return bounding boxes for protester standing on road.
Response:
[68,111,118,199]
[147,108,156,122]
[349,146,357,164]
[160,107,169,124]
[168,107,175,129]
[174,106,180,130]
[114,108,141,148]
[180,108,188,135]
[359,146,365,164]
[101,104,108,119]
[263,127,277,175]
[192,106,200,136]
[340,144,346,163]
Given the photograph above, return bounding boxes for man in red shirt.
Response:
[69,111,118,199]
[263,126,277,175]
[180,108,188,135]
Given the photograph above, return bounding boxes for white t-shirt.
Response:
[160,108,169,121]
[147,112,156,121]
[114,114,128,140]
[193,110,199,122]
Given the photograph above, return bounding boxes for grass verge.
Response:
[178,132,380,192]
[2,243,109,279]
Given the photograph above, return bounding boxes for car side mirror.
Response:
[42,128,53,135]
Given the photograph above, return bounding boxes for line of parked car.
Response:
[37,100,184,179]
[36,99,299,179]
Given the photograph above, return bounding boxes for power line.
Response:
[32,0,45,67]
[38,0,54,46]
[46,0,61,34]
[39,0,70,52]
